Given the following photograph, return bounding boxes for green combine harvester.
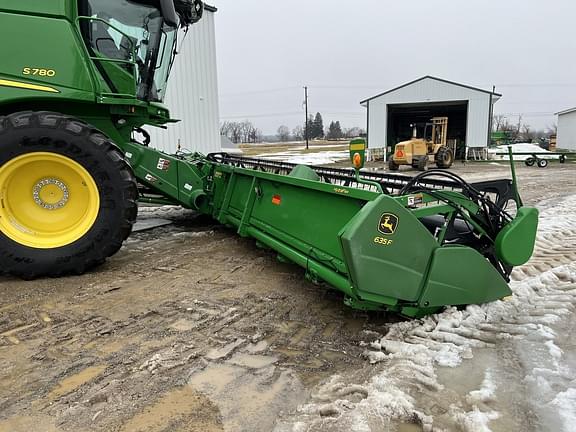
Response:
[0,1,538,317]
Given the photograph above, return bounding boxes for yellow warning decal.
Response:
[349,143,366,151]
[0,79,59,93]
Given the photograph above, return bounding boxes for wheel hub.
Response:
[32,178,69,210]
[0,152,100,249]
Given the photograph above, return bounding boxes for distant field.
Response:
[239,140,349,156]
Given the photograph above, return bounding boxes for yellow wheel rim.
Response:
[0,152,100,249]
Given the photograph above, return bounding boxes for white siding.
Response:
[365,77,494,154]
[557,111,576,151]
[146,11,220,155]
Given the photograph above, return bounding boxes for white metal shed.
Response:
[360,76,501,159]
[146,5,220,155]
[556,107,576,151]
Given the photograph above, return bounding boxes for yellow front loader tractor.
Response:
[388,117,454,171]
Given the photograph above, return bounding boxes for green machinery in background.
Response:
[0,1,538,317]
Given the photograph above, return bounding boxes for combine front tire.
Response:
[0,111,138,278]
[435,146,454,169]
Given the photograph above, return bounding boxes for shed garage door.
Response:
[387,101,468,159]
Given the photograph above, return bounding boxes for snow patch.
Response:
[550,388,576,432]
[452,405,500,432]
[466,369,496,405]
[255,149,349,165]
[488,143,560,161]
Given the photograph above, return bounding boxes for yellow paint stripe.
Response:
[0,79,59,93]
[350,143,366,151]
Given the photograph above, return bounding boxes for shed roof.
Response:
[556,107,576,116]
[360,75,502,105]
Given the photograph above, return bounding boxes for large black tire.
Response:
[417,156,428,171]
[0,111,138,278]
[435,146,454,169]
[388,158,399,171]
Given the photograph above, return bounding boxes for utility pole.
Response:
[303,86,309,150]
[487,85,495,147]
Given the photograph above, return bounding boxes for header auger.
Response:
[0,1,538,316]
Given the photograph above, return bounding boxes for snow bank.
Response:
[488,143,560,161]
[255,150,349,165]
[550,389,576,432]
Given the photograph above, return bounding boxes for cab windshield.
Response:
[80,0,178,102]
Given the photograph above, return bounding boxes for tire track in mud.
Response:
[0,232,378,432]
[276,195,576,432]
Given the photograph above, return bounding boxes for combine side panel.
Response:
[212,165,372,276]
[420,246,511,307]
[339,194,438,305]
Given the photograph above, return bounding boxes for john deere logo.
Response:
[378,213,398,235]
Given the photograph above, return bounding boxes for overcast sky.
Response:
[208,0,576,135]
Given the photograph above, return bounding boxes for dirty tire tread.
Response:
[435,147,454,169]
[417,157,428,171]
[0,111,138,279]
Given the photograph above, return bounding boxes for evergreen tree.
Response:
[313,112,324,139]
[327,120,343,140]
[334,121,343,139]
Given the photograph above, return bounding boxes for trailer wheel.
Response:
[0,111,138,278]
[435,146,454,169]
[388,159,399,171]
[537,158,548,168]
[524,157,536,166]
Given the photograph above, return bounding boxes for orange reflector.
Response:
[272,194,281,205]
[353,152,362,168]
[396,150,404,158]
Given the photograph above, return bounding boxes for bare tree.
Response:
[492,115,507,131]
[248,127,263,143]
[230,122,243,144]
[240,121,251,143]
[220,121,232,137]
[292,125,303,140]
[515,115,523,138]
[277,125,291,142]
[499,117,521,141]
[220,120,257,143]
[343,127,366,138]
[520,124,535,142]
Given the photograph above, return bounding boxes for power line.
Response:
[304,86,309,150]
[219,86,300,97]
[220,110,302,120]
[495,112,556,117]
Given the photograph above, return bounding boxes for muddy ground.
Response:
[0,162,575,432]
